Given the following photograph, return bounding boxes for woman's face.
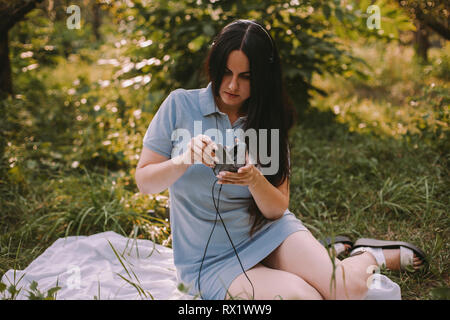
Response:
[217,50,251,110]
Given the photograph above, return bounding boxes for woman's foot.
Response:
[350,238,427,272]
[382,248,424,271]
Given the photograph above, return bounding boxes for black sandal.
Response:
[319,236,353,258]
[350,238,427,271]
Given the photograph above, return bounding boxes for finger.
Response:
[246,149,257,165]
[198,134,215,148]
[193,143,215,165]
[193,136,212,157]
[221,179,246,185]
[185,139,195,163]
[197,136,219,159]
[203,142,219,163]
[237,163,252,173]
[217,172,245,181]
[193,136,207,149]
[218,179,238,185]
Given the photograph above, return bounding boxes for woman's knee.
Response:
[226,264,323,300]
[285,276,324,300]
[326,263,369,300]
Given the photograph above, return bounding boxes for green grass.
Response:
[299,41,449,299]
[1,39,449,299]
[287,118,448,300]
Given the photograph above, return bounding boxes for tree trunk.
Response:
[0,31,11,176]
[92,2,102,41]
[0,0,44,98]
[0,31,12,97]
[414,20,430,62]
[47,0,55,21]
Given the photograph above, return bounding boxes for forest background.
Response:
[0,0,448,300]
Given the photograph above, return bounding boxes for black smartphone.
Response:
[213,143,246,173]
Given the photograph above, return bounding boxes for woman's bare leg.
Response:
[225,263,323,300]
[261,230,378,300]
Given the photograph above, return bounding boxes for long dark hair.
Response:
[203,19,297,237]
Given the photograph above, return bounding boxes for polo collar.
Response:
[199,82,219,117]
[199,82,248,121]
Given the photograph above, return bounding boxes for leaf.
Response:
[187,35,207,52]
[202,23,215,37]
[429,287,450,300]
[46,286,62,299]
[323,5,331,20]
[0,282,6,293]
[8,166,25,184]
[29,281,38,291]
[335,8,344,22]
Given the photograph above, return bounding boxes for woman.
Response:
[135,19,425,300]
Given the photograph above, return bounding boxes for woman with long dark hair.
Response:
[135,19,425,300]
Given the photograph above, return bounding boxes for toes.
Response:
[413,255,424,269]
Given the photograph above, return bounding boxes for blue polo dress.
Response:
[142,82,308,300]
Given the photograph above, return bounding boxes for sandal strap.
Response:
[350,247,386,268]
[333,243,346,256]
[352,238,426,262]
[319,236,353,257]
[400,246,414,270]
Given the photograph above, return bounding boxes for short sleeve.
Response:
[142,91,177,158]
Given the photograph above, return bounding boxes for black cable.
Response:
[196,180,220,299]
[211,182,255,300]
[196,113,255,300]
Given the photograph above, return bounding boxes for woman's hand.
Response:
[173,134,219,168]
[216,150,262,188]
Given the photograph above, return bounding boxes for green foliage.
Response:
[26,280,61,300]
[9,7,96,73]
[104,0,373,116]
[331,0,416,41]
[0,276,61,300]
[405,83,449,156]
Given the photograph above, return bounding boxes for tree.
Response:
[0,0,44,97]
[396,0,450,62]
[105,0,371,119]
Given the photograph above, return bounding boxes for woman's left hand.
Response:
[216,150,261,187]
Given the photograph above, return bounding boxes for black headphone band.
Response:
[220,19,275,64]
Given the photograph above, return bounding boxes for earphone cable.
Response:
[197,179,220,299]
[212,184,255,300]
[197,113,255,300]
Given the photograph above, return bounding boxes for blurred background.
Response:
[0,0,448,299]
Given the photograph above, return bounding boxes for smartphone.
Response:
[213,143,246,173]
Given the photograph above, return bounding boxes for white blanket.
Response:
[1,231,401,300]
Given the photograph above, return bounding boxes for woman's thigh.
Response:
[225,263,323,300]
[260,230,369,300]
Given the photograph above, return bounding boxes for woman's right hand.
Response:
[177,134,219,168]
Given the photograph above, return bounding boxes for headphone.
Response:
[196,104,255,300]
[216,19,275,64]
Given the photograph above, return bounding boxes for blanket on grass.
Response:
[1,231,401,300]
